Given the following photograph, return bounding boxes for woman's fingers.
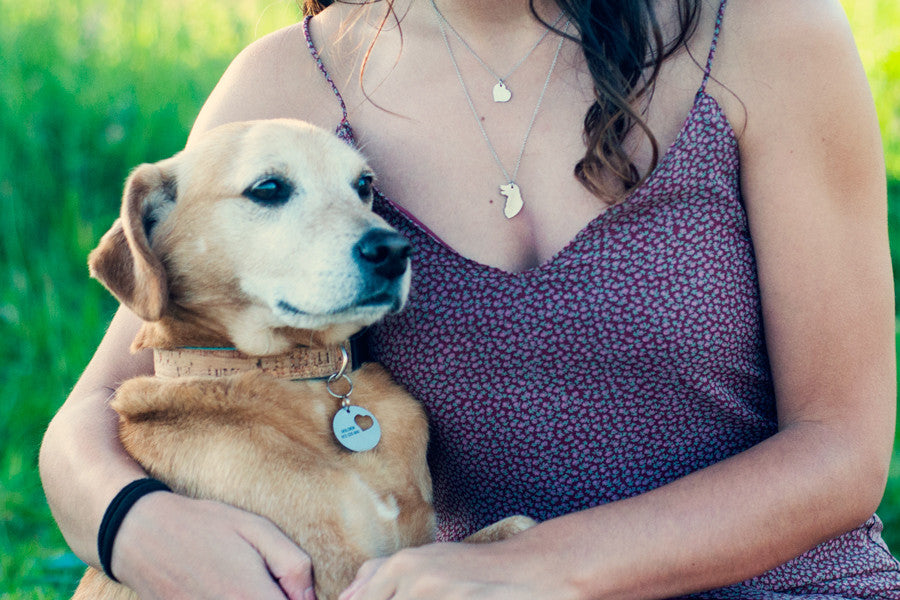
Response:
[240,511,317,599]
[112,492,315,599]
[339,558,389,600]
[337,541,566,600]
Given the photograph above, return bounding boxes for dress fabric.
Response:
[302,3,900,597]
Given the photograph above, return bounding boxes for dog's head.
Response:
[89,119,411,355]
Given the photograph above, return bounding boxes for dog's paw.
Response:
[463,515,538,544]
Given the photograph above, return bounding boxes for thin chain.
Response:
[430,0,566,86]
[435,11,568,184]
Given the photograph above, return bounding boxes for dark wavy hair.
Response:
[300,0,702,203]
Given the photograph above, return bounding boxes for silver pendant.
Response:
[492,81,512,103]
[500,182,524,219]
[332,405,381,452]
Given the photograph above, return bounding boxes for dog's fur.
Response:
[74,120,532,599]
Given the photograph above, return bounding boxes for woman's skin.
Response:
[40,0,893,598]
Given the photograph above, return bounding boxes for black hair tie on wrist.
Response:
[98,478,172,582]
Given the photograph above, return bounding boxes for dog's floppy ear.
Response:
[89,162,176,321]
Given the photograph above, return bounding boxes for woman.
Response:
[40,0,898,598]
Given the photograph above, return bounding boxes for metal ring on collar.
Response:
[326,373,354,405]
[334,344,350,379]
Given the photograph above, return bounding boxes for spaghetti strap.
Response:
[302,15,356,144]
[700,0,729,93]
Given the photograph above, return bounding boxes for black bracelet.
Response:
[98,478,172,582]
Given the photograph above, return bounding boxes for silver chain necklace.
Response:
[430,0,566,103]
[434,5,568,219]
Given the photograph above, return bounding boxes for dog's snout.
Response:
[355,229,411,280]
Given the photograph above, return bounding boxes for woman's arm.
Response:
[40,306,154,566]
[338,1,896,598]
[39,22,331,599]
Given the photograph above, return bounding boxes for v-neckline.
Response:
[368,92,736,278]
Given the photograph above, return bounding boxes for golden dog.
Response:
[73,119,532,600]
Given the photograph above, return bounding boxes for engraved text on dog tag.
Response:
[332,405,381,452]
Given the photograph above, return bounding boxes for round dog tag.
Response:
[332,405,381,452]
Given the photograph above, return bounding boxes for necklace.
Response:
[430,0,566,103]
[434,6,568,219]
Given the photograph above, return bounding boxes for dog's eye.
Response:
[244,177,293,206]
[355,173,374,201]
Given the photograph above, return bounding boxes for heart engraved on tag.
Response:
[355,414,374,430]
[332,405,381,452]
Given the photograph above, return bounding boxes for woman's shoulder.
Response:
[726,0,851,38]
[716,0,884,212]
[189,13,349,142]
[712,0,863,123]
[708,0,874,153]
[722,0,856,74]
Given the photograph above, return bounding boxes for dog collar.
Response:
[155,338,381,452]
[153,344,354,380]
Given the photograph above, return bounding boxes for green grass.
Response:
[1,0,899,596]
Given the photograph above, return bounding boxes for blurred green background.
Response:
[1,0,898,596]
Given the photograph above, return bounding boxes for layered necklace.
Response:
[430,1,567,103]
[431,0,568,219]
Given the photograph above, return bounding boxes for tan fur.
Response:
[75,120,532,600]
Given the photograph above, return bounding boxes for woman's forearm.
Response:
[39,306,153,567]
[40,388,149,567]
[503,421,888,600]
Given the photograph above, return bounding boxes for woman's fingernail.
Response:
[304,586,317,600]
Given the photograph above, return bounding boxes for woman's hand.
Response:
[338,539,579,600]
[112,492,317,600]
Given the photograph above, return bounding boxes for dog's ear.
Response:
[89,162,176,321]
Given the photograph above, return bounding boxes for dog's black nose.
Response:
[355,229,412,280]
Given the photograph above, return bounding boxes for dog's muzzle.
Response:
[354,229,412,281]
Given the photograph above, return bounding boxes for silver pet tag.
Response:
[332,405,381,452]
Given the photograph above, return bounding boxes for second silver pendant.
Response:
[432,2,569,219]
